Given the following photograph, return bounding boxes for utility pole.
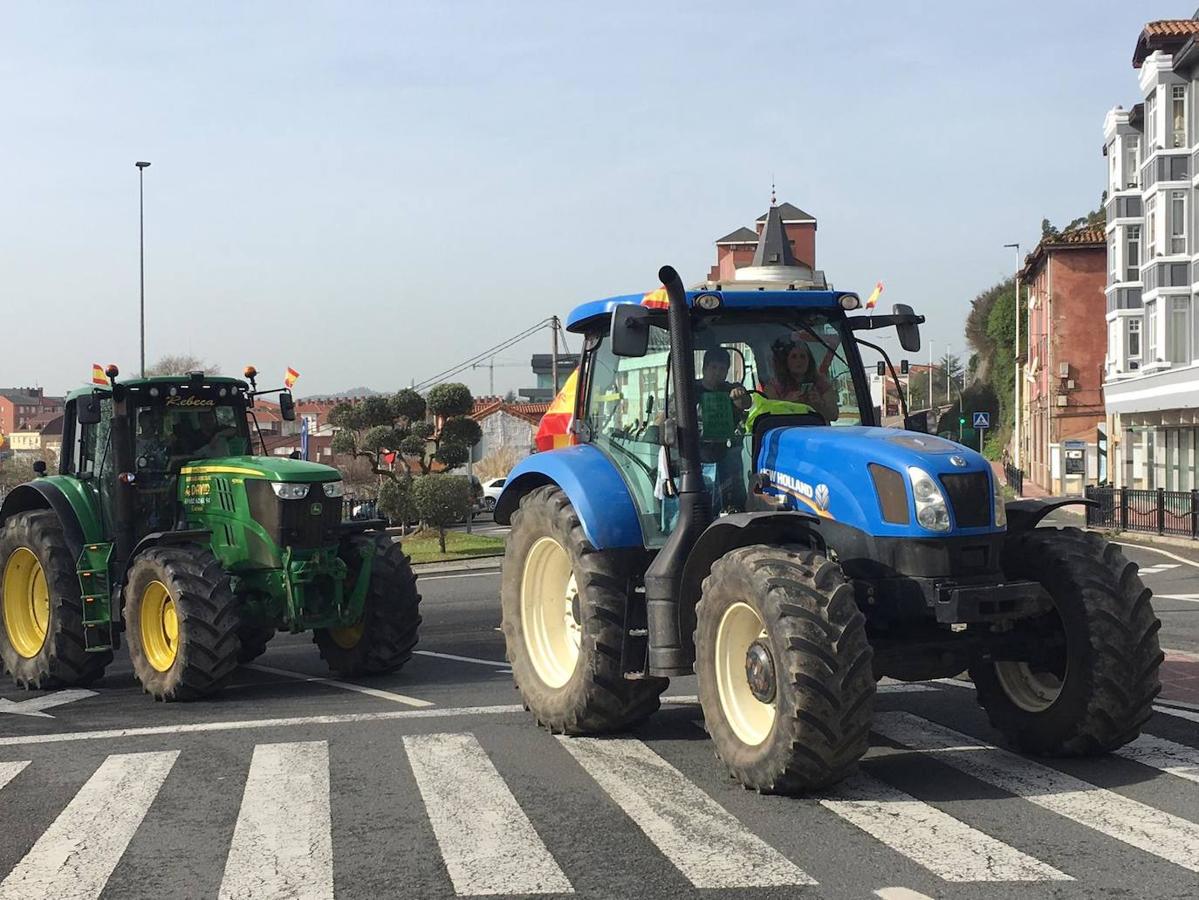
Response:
[1004,242,1022,469]
[551,316,560,395]
[945,343,951,404]
[136,161,151,376]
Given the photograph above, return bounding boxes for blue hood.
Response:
[756,426,1002,537]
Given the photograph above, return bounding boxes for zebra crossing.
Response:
[0,715,1196,898]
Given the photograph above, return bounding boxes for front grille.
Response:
[246,480,342,551]
[939,472,991,528]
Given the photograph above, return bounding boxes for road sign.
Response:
[972,412,990,429]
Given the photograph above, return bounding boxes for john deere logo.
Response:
[310,502,323,516]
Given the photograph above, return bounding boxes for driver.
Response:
[763,337,839,422]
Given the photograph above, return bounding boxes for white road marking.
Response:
[0,760,29,791]
[1114,541,1199,569]
[0,750,178,900]
[419,570,501,581]
[0,689,97,718]
[219,741,334,900]
[1155,594,1199,604]
[875,712,1199,873]
[1137,564,1180,575]
[1154,705,1199,724]
[245,664,433,707]
[1117,733,1199,784]
[414,650,511,671]
[877,683,937,693]
[558,736,814,888]
[404,733,572,896]
[874,889,937,900]
[0,704,526,747]
[821,771,1069,881]
[660,694,699,705]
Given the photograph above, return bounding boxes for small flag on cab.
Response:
[91,364,109,386]
[284,367,300,390]
[864,281,884,310]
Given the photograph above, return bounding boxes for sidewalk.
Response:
[1160,649,1199,707]
[411,554,503,576]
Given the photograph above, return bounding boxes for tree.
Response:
[378,477,417,532]
[412,474,472,553]
[329,382,481,479]
[146,354,220,376]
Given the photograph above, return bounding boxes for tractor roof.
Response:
[65,375,249,402]
[564,290,857,333]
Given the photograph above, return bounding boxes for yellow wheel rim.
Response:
[520,536,580,689]
[329,621,364,650]
[714,602,776,746]
[2,547,50,659]
[140,580,180,672]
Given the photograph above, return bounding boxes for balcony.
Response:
[1106,361,1199,415]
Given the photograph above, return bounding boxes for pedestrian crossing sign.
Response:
[972,412,990,429]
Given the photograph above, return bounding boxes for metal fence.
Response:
[1003,463,1024,497]
[1085,484,1199,539]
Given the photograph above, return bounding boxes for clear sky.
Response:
[0,1,1168,398]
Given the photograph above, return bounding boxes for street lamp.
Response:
[136,161,151,377]
[1003,242,1021,469]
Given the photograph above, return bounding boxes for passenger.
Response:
[763,338,839,422]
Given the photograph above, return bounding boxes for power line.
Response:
[412,318,557,391]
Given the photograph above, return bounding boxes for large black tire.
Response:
[0,511,112,689]
[314,533,421,676]
[695,545,875,794]
[124,546,241,701]
[501,485,667,733]
[969,527,1163,756]
[236,624,276,664]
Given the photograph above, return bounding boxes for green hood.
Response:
[178,456,340,483]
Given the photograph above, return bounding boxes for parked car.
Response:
[481,477,506,511]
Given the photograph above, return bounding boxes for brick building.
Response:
[707,202,819,283]
[0,388,63,437]
[1018,225,1107,495]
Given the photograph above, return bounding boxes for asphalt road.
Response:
[0,543,1197,899]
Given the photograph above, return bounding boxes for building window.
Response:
[1124,137,1140,189]
[1173,85,1187,148]
[1171,296,1192,364]
[1129,317,1142,358]
[1171,190,1187,254]
[1147,300,1159,361]
[1126,225,1141,282]
[1147,90,1158,149]
[1109,234,1118,281]
[1147,194,1158,255]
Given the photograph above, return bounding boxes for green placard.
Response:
[700,390,735,442]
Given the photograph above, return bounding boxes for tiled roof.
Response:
[715,226,759,245]
[471,399,549,425]
[1134,19,1199,67]
[1019,224,1106,278]
[755,202,815,224]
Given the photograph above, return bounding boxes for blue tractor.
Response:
[494,266,1162,794]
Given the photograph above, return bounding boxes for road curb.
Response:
[411,556,504,577]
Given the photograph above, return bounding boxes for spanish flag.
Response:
[535,368,579,452]
[641,287,670,309]
[284,367,300,390]
[91,364,109,386]
[864,281,884,310]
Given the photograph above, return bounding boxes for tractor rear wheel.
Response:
[969,528,1162,755]
[124,546,241,701]
[0,511,112,689]
[695,545,874,794]
[501,485,667,733]
[314,533,421,676]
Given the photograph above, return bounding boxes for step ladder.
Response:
[76,542,114,652]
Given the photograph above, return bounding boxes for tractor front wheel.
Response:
[695,545,875,794]
[124,546,241,701]
[0,511,112,688]
[969,528,1163,755]
[314,533,421,676]
[502,485,667,733]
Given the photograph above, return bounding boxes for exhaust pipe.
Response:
[644,265,711,675]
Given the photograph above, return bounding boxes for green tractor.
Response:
[0,366,421,701]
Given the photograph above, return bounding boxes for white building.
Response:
[1103,19,1199,490]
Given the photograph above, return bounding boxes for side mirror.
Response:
[876,361,886,376]
[77,394,102,425]
[893,303,921,353]
[32,460,47,477]
[289,449,301,460]
[904,412,929,433]
[610,304,651,358]
[900,359,910,375]
[279,391,297,422]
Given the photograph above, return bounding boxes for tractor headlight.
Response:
[993,474,1007,527]
[907,466,951,532]
[271,482,310,500]
[322,481,345,498]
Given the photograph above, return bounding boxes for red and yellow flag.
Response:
[91,364,109,386]
[535,368,579,452]
[864,281,884,310]
[641,287,670,309]
[284,367,300,390]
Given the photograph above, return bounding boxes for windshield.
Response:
[135,399,252,471]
